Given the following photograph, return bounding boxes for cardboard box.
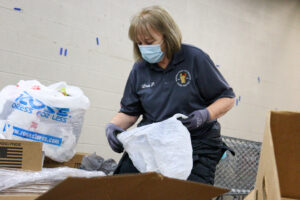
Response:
[43,152,87,168]
[0,139,43,171]
[252,111,300,200]
[34,172,229,200]
[244,189,257,200]
[0,194,40,200]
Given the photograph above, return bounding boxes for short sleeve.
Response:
[119,68,143,116]
[196,53,235,105]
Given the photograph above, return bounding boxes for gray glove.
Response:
[180,109,210,131]
[105,123,124,153]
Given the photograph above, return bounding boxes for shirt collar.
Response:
[148,45,185,72]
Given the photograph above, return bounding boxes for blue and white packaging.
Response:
[0,80,90,162]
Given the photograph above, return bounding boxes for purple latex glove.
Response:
[180,109,210,131]
[105,123,124,153]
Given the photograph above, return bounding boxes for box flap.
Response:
[36,172,229,200]
[244,189,257,200]
[270,111,300,199]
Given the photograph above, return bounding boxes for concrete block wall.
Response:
[0,0,299,161]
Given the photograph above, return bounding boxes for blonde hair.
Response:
[128,6,182,61]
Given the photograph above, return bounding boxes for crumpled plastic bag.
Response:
[117,114,193,180]
[0,80,90,162]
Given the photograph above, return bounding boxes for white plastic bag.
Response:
[0,80,90,162]
[0,167,105,192]
[117,114,193,180]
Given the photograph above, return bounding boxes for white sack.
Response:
[117,114,193,180]
[0,80,90,162]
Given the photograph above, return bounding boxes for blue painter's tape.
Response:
[60,48,63,55]
[3,123,6,132]
[12,126,62,146]
[64,49,67,56]
[14,8,22,11]
[96,37,99,45]
[236,99,239,106]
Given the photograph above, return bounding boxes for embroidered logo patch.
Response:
[175,70,191,87]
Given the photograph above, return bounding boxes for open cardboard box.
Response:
[36,172,229,200]
[43,152,88,169]
[0,172,229,200]
[244,111,300,200]
[0,145,229,200]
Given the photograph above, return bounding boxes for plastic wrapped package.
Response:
[117,114,193,180]
[0,80,90,162]
[0,167,105,193]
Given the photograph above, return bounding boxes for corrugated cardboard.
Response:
[36,172,229,200]
[244,189,257,200]
[43,152,87,168]
[253,111,300,200]
[0,139,43,171]
[0,195,40,200]
[245,189,297,200]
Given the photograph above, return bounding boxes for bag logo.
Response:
[175,70,191,87]
[12,91,71,123]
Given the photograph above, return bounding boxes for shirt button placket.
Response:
[163,71,169,89]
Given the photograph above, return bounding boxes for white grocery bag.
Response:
[0,80,90,162]
[117,114,193,180]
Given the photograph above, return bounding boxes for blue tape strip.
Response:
[96,37,99,45]
[60,48,63,55]
[64,49,67,56]
[239,96,241,101]
[236,99,239,106]
[3,123,6,132]
[12,126,62,146]
[14,8,22,11]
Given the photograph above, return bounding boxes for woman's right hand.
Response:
[105,123,124,153]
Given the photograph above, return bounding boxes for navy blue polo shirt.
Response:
[120,44,235,138]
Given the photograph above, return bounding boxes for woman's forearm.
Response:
[110,112,139,130]
[207,97,235,121]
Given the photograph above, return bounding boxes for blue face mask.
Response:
[138,44,164,63]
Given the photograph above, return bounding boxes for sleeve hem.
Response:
[207,91,236,105]
[119,110,141,117]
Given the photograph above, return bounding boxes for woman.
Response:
[105,5,235,185]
